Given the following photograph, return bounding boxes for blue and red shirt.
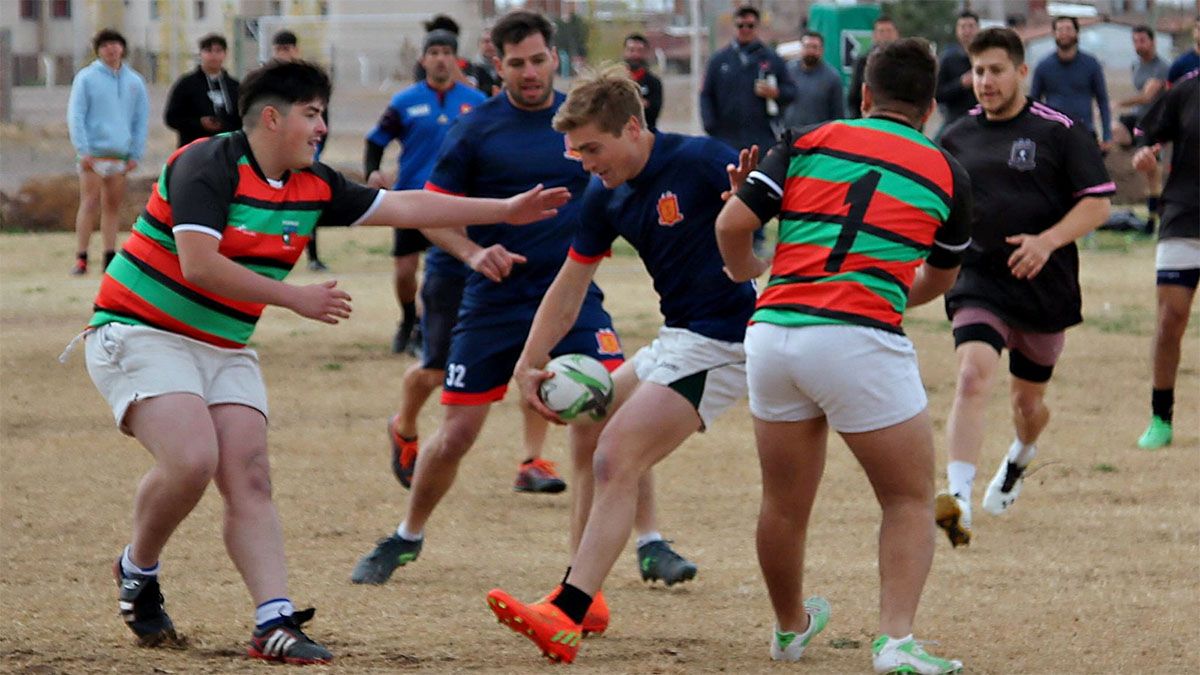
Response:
[570,132,755,343]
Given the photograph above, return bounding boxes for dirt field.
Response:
[0,225,1197,674]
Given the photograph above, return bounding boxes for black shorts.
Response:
[419,272,465,370]
[393,229,430,257]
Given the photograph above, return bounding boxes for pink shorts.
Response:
[950,306,1065,383]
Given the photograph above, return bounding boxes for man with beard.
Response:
[1113,25,1169,232]
[847,16,899,118]
[623,33,662,130]
[782,31,843,129]
[935,11,980,133]
[935,27,1113,547]
[1030,16,1113,151]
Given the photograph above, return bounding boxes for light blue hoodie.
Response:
[67,60,150,160]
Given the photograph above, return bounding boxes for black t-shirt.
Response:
[940,99,1115,332]
[1136,71,1199,240]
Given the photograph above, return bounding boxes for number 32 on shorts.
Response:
[445,363,467,388]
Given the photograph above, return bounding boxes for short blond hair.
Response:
[552,64,646,136]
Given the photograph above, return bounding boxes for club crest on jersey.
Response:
[563,136,582,161]
[1008,138,1036,171]
[459,103,473,115]
[281,221,299,248]
[656,191,684,226]
[595,328,622,355]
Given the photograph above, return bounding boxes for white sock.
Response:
[635,531,663,548]
[255,598,294,629]
[1006,439,1036,467]
[882,633,914,647]
[946,462,976,504]
[121,545,159,577]
[396,522,423,541]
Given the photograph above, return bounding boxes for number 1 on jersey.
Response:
[825,170,881,273]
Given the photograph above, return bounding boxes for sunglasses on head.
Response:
[736,22,757,29]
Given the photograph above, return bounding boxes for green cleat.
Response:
[770,596,831,661]
[872,635,962,674]
[1137,416,1173,450]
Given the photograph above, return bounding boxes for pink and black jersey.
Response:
[941,100,1116,332]
[90,131,383,347]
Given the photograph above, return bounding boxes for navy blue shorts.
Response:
[1157,268,1200,289]
[440,296,624,405]
[393,228,430,257]
[419,272,465,370]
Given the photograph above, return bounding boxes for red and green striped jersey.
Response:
[736,118,972,334]
[89,131,382,347]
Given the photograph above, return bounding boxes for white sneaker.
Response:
[934,492,971,548]
[872,635,962,674]
[981,458,1027,515]
[770,596,830,661]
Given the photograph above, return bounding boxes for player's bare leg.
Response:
[99,172,127,263]
[395,364,443,440]
[946,342,1002,467]
[1152,284,1194,392]
[405,402,492,534]
[1010,377,1050,446]
[73,169,102,272]
[392,253,420,353]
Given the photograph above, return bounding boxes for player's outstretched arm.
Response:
[715,196,770,282]
[359,183,571,229]
[176,231,352,324]
[1006,196,1110,280]
[514,258,600,424]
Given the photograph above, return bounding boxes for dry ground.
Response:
[1,228,1197,674]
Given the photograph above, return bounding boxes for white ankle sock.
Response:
[121,545,159,577]
[635,531,663,548]
[1006,439,1036,466]
[946,462,976,504]
[255,598,294,629]
[396,522,423,541]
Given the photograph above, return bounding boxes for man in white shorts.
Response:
[483,65,758,664]
[1131,68,1198,449]
[79,59,568,665]
[717,39,972,674]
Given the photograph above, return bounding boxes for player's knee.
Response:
[171,451,219,492]
[432,423,478,462]
[1157,304,1190,337]
[591,441,637,488]
[955,360,994,399]
[1010,389,1045,421]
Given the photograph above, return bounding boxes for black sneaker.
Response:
[247,608,332,665]
[405,323,423,359]
[350,534,422,585]
[637,540,698,586]
[307,258,329,272]
[113,559,184,647]
[392,320,414,354]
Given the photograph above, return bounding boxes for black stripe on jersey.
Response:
[119,249,261,326]
[230,256,292,271]
[770,267,911,297]
[139,209,172,237]
[782,210,933,252]
[792,146,951,207]
[232,195,326,211]
[758,301,904,334]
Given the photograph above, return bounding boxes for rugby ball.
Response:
[538,354,615,422]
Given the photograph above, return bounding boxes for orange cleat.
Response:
[487,588,583,664]
[540,584,609,637]
[389,415,418,488]
[514,457,567,493]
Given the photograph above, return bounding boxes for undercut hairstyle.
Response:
[423,14,461,35]
[238,59,332,125]
[491,10,555,57]
[958,11,980,24]
[864,37,936,124]
[801,30,824,44]
[1131,24,1155,40]
[625,32,648,47]
[198,33,227,51]
[1052,16,1079,32]
[92,28,126,54]
[271,30,298,47]
[968,27,1026,67]
[553,64,646,136]
[736,6,760,21]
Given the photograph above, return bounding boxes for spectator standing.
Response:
[700,5,795,151]
[1029,16,1113,151]
[1114,25,1169,232]
[847,16,899,118]
[623,33,663,130]
[782,31,844,129]
[936,11,980,133]
[271,30,329,271]
[67,29,149,276]
[164,33,241,148]
[472,28,500,96]
[1165,16,1199,84]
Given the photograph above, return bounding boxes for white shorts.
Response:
[745,322,927,433]
[85,323,269,435]
[1156,238,1200,271]
[630,326,747,430]
[79,158,129,177]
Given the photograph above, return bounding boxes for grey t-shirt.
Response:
[1132,56,1170,116]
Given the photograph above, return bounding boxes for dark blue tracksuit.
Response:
[700,40,795,152]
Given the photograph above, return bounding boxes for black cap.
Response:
[423,29,458,55]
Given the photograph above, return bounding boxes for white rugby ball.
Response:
[538,354,615,422]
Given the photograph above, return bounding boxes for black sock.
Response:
[1152,388,1174,422]
[550,582,591,625]
[306,236,320,260]
[76,252,88,261]
[560,567,571,585]
[1147,195,1160,216]
[522,457,536,465]
[400,301,417,334]
[102,250,116,271]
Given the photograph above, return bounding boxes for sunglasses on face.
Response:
[736,22,757,29]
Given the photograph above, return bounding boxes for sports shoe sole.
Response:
[934,493,971,548]
[247,647,332,665]
[486,590,580,664]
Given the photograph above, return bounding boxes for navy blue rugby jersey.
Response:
[569,132,755,343]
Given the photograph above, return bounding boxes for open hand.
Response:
[1131,144,1160,174]
[504,183,571,225]
[289,279,352,323]
[1006,234,1055,280]
[722,145,760,201]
